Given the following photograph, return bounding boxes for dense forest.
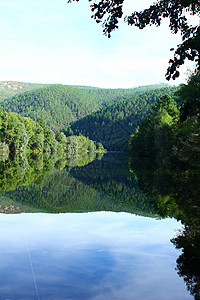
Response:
[0,76,198,163]
[0,83,176,134]
[65,86,177,150]
[128,71,200,169]
[0,111,61,154]
[0,110,105,164]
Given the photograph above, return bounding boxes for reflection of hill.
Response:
[2,170,104,213]
[0,196,42,213]
[0,153,157,216]
[0,149,104,212]
[1,167,146,214]
[68,153,157,216]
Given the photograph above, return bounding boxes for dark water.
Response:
[0,153,199,300]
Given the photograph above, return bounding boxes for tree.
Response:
[152,94,179,120]
[128,94,179,157]
[68,0,200,80]
[175,69,200,120]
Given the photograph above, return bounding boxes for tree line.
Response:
[128,70,200,169]
[0,110,105,158]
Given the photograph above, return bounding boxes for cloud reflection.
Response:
[0,212,191,300]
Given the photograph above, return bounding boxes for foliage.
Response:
[128,71,200,169]
[176,70,200,121]
[0,109,105,193]
[0,110,61,154]
[0,110,104,162]
[68,0,200,80]
[172,115,200,168]
[0,84,167,132]
[0,142,9,154]
[128,94,179,158]
[73,135,96,152]
[65,86,177,150]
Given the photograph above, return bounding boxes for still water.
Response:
[0,213,188,300]
[0,153,198,299]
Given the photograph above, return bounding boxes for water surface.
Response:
[0,212,190,300]
[0,152,199,299]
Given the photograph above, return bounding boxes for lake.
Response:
[0,152,199,299]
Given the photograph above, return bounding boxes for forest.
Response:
[0,110,105,161]
[128,71,200,169]
[0,75,199,299]
[0,83,175,133]
[65,86,177,150]
[0,74,198,166]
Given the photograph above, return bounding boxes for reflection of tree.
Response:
[0,152,57,191]
[0,151,101,192]
[171,173,200,300]
[171,224,200,300]
[65,152,97,167]
[128,158,184,219]
[69,153,157,216]
[128,156,200,299]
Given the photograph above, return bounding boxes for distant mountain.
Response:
[65,86,177,150]
[0,81,49,101]
[0,82,175,133]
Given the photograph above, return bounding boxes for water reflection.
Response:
[0,153,157,215]
[0,212,190,300]
[68,153,157,216]
[128,157,200,299]
[0,151,106,213]
[0,152,199,299]
[0,151,102,192]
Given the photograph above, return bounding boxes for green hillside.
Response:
[0,81,49,101]
[65,86,177,150]
[0,83,175,133]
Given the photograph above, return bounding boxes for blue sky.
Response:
[0,0,197,88]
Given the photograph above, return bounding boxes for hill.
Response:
[65,86,177,150]
[0,81,49,101]
[0,83,175,133]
